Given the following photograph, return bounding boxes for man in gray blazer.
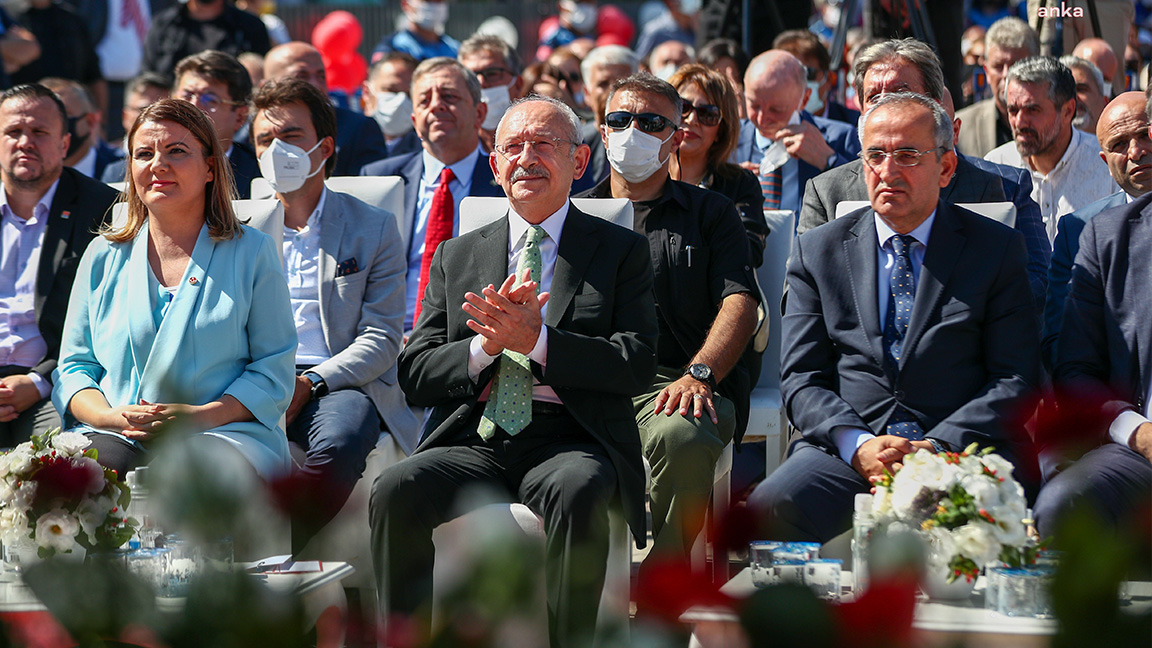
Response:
[248,78,418,552]
[749,93,1040,542]
[798,39,1051,306]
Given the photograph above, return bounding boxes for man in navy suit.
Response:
[361,58,505,333]
[798,39,1051,307]
[1042,92,1152,371]
[735,49,860,223]
[264,42,389,177]
[749,92,1040,542]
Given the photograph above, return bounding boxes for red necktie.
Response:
[122,0,148,42]
[413,167,455,324]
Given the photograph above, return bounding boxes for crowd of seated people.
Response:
[0,2,1148,645]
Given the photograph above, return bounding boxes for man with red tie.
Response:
[360,57,506,333]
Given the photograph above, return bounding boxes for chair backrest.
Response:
[834,200,1017,228]
[251,175,405,245]
[109,199,284,231]
[106,182,125,193]
[459,197,634,235]
[755,209,797,391]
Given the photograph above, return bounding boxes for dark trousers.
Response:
[0,365,61,448]
[285,387,379,552]
[1034,443,1152,538]
[369,408,617,648]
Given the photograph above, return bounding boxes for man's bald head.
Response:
[744,50,806,95]
[1096,91,1152,197]
[264,42,328,92]
[1073,38,1118,88]
[743,50,808,139]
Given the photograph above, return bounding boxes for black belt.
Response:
[531,401,568,416]
[0,365,31,378]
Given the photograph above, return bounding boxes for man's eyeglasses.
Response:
[605,111,677,133]
[494,138,577,160]
[474,66,515,84]
[680,100,721,127]
[861,147,945,169]
[176,91,242,114]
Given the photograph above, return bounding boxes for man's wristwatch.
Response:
[303,372,329,400]
[685,363,716,391]
[927,438,948,454]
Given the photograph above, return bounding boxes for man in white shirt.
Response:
[0,83,117,445]
[985,56,1118,243]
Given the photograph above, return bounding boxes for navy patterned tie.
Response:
[883,234,923,439]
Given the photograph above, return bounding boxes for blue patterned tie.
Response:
[477,225,546,440]
[883,234,923,439]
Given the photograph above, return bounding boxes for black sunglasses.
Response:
[680,100,722,126]
[605,111,677,133]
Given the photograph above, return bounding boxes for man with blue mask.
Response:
[361,52,421,158]
[735,49,860,221]
[576,72,759,581]
[458,34,524,155]
[248,77,416,554]
[371,0,458,63]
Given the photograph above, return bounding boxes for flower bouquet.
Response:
[0,428,136,558]
[871,444,1035,583]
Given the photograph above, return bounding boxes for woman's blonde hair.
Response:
[105,98,240,242]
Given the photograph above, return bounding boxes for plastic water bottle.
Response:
[125,467,160,549]
[851,493,875,595]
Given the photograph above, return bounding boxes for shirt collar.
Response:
[0,176,61,226]
[73,146,98,178]
[754,111,801,149]
[875,207,936,250]
[308,186,328,229]
[421,145,482,185]
[508,199,569,251]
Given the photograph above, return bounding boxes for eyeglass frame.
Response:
[493,137,580,161]
[860,146,948,169]
[604,111,679,134]
[679,99,722,127]
[175,91,244,114]
[474,66,516,84]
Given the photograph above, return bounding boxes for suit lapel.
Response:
[470,153,503,196]
[1129,205,1152,394]
[401,153,422,252]
[318,190,344,337]
[36,170,78,316]
[901,202,964,370]
[845,212,885,368]
[470,215,511,308]
[547,207,597,328]
[137,224,216,401]
[126,221,158,394]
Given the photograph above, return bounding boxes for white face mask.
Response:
[1101,80,1113,97]
[374,91,414,137]
[567,2,597,33]
[407,0,448,33]
[804,80,824,114]
[604,125,676,183]
[678,0,701,15]
[654,64,679,82]
[259,138,325,194]
[480,83,512,131]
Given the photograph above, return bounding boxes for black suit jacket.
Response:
[782,201,1039,456]
[398,207,659,546]
[333,107,389,177]
[31,167,119,380]
[1055,192,1152,443]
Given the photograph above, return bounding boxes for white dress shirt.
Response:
[96,0,149,82]
[466,201,569,405]
[984,128,1119,244]
[405,146,483,331]
[752,111,802,214]
[282,187,331,365]
[0,179,61,398]
[833,210,936,464]
[71,146,98,179]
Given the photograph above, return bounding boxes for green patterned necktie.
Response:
[477,225,546,440]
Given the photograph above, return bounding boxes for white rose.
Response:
[960,473,1003,511]
[981,454,1016,480]
[0,508,29,543]
[76,495,115,541]
[952,524,1001,567]
[50,432,92,457]
[906,450,960,491]
[6,448,35,476]
[34,509,80,554]
[925,526,957,565]
[11,482,36,512]
[872,484,894,518]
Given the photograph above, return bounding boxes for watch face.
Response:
[690,364,711,380]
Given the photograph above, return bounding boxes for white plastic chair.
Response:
[251,176,408,248]
[833,200,1017,227]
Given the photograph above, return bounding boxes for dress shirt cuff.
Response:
[1108,409,1147,448]
[467,336,500,382]
[27,372,50,401]
[527,325,548,367]
[833,426,874,464]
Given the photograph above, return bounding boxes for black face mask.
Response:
[65,115,90,159]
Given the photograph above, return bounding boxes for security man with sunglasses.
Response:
[576,72,759,580]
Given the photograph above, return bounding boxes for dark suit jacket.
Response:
[360,148,505,256]
[384,130,421,159]
[100,144,259,199]
[734,112,861,216]
[1055,192,1152,440]
[1043,190,1128,370]
[798,154,1052,305]
[92,142,124,184]
[782,201,1039,456]
[32,167,119,381]
[333,107,389,177]
[398,207,659,546]
[823,101,861,126]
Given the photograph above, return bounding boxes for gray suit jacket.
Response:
[783,201,1039,457]
[954,99,1001,159]
[247,189,420,454]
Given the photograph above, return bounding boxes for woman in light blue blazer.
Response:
[53,99,297,480]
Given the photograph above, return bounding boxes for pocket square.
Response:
[335,257,359,277]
